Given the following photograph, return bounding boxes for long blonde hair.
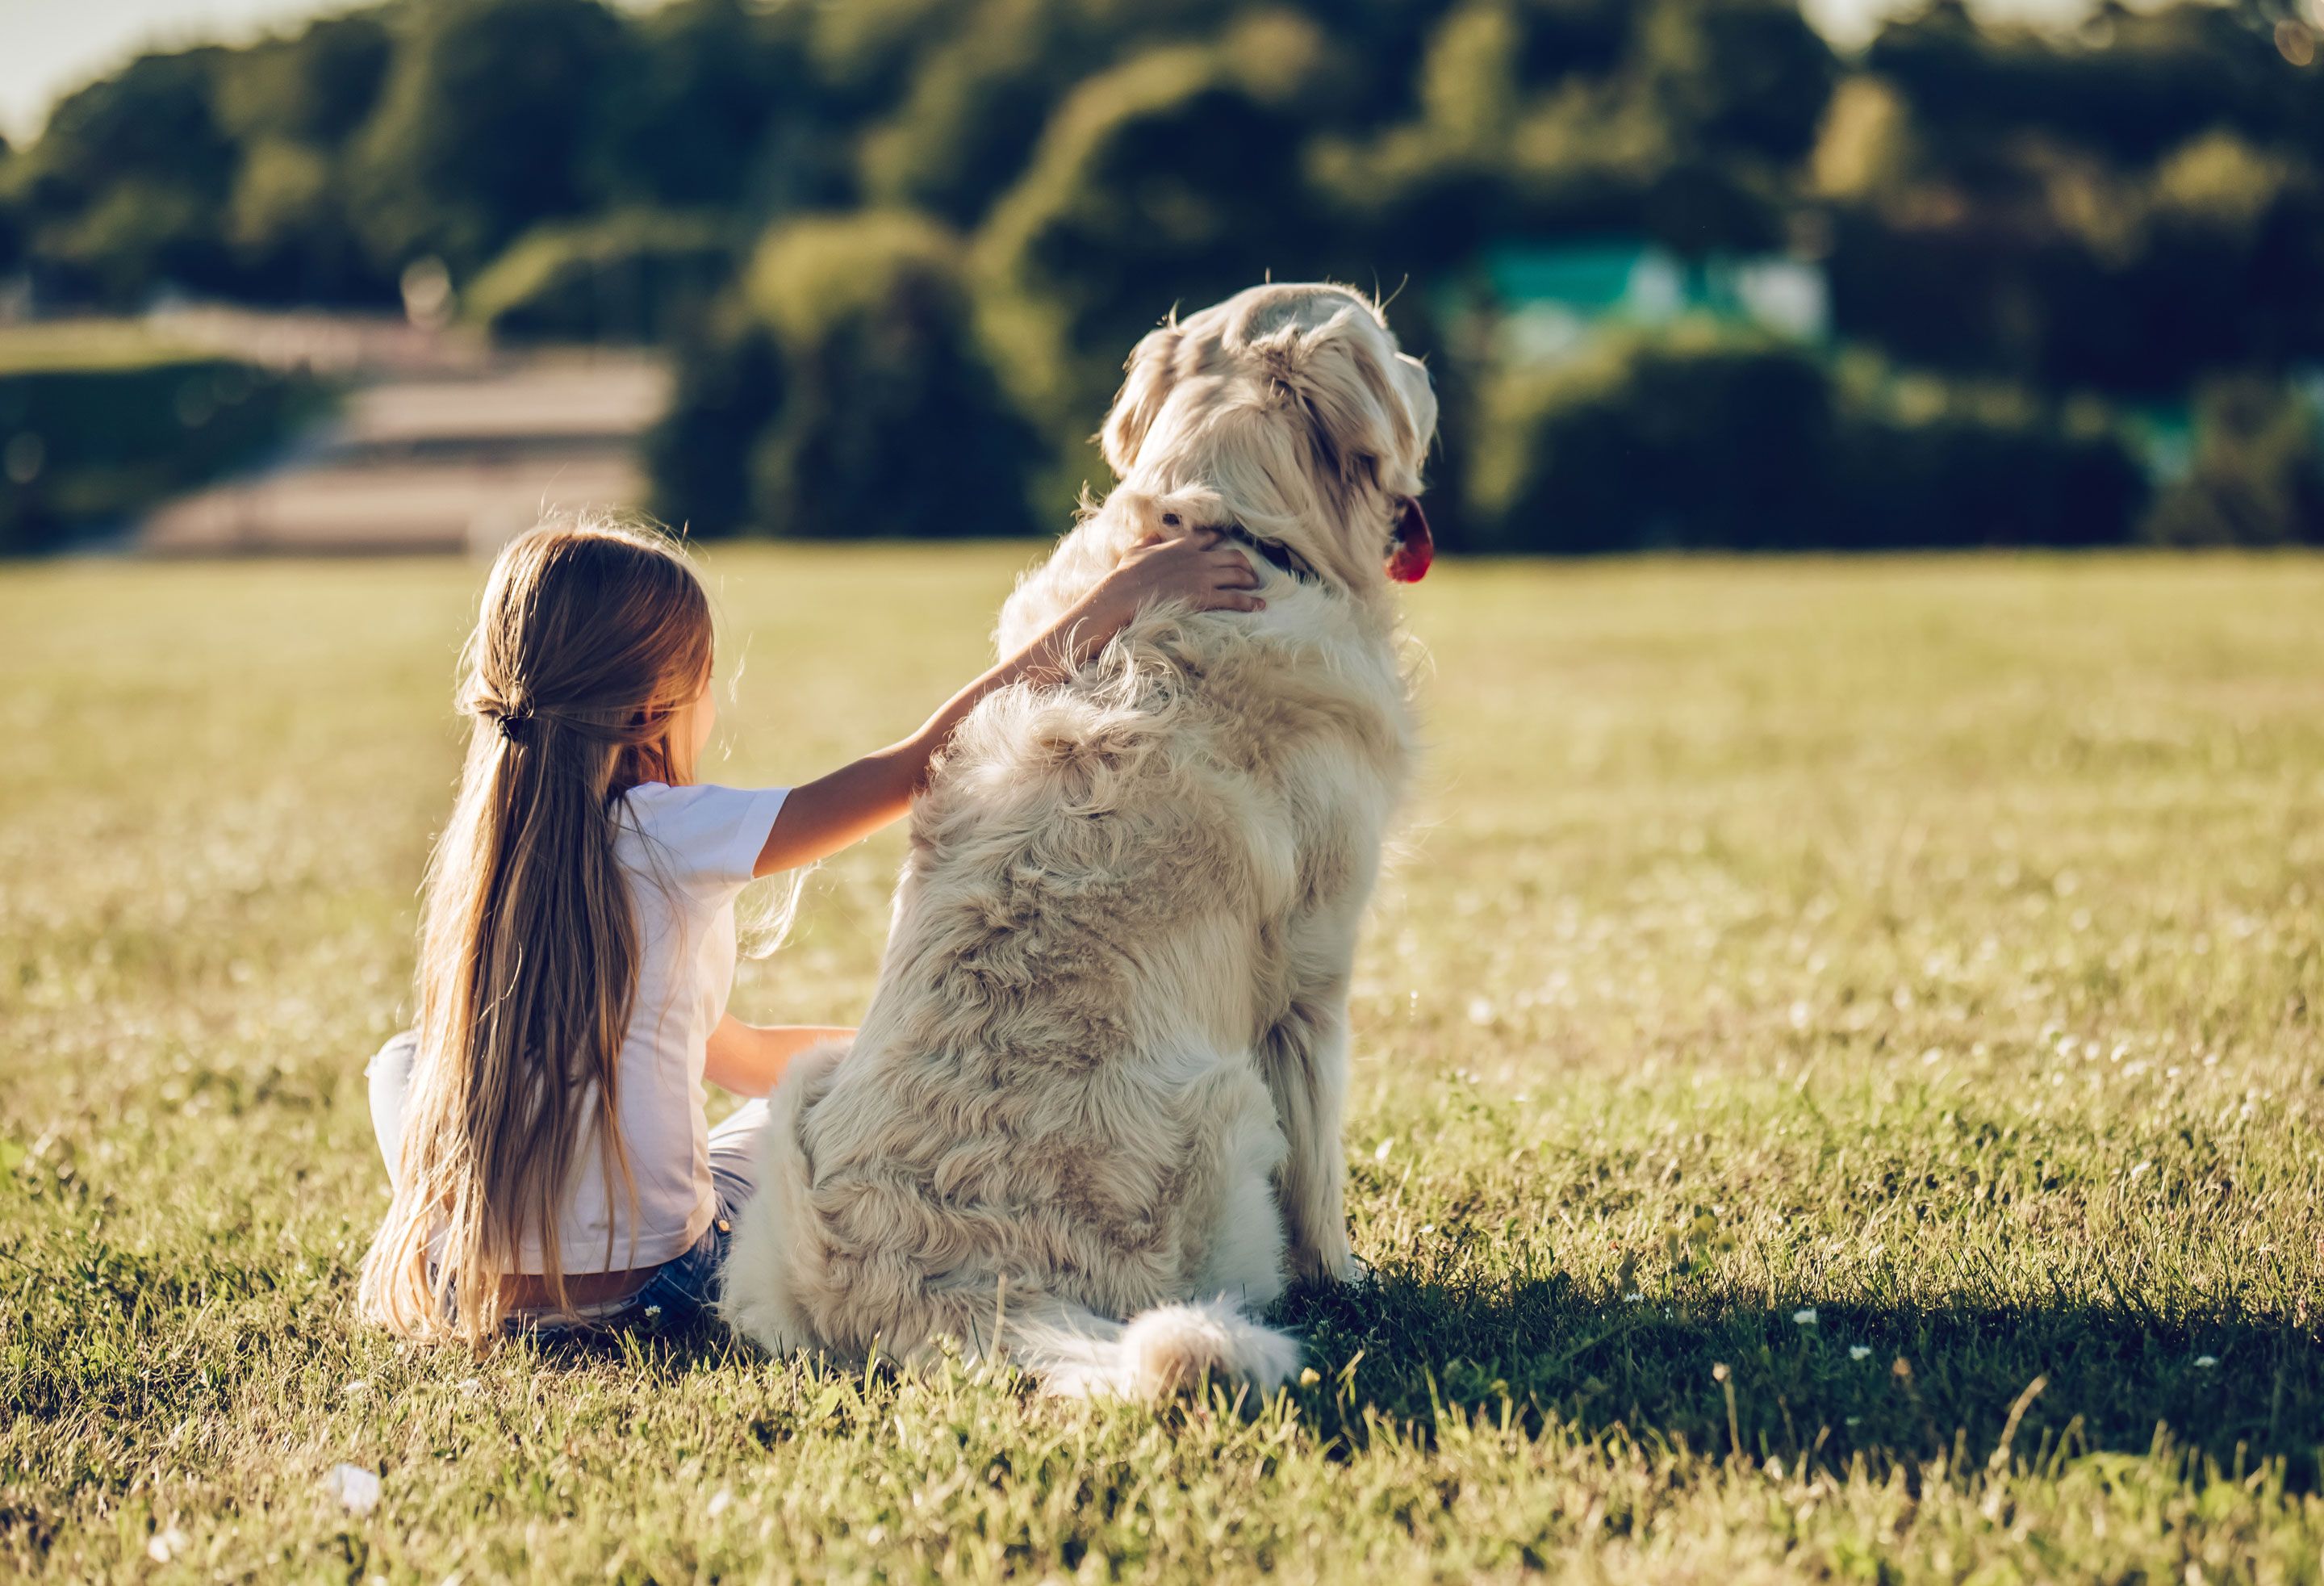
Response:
[360,519,715,1344]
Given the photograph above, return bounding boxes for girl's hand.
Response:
[1079,526,1263,647]
[754,527,1260,877]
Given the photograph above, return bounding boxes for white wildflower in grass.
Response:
[146,1526,190,1563]
[707,1488,735,1519]
[321,1464,382,1517]
[1624,1291,1645,1303]
[1373,1137,1394,1162]
[341,1379,368,1400]
[2195,1356,2218,1369]
[2130,1161,2153,1181]
[1850,1345,1873,1361]
[1793,1308,1819,1326]
[1298,1367,1321,1387]
[1416,1223,1436,1235]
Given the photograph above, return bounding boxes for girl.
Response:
[360,517,1260,1343]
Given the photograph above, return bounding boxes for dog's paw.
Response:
[1341,1253,1375,1287]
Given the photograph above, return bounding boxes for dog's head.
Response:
[1097,282,1438,596]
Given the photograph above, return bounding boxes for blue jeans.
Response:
[366,1031,767,1330]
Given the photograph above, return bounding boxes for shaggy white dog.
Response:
[721,282,1438,1397]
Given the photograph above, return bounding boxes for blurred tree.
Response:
[859,0,1264,228]
[0,136,20,277]
[1641,0,1834,166]
[2143,375,2324,544]
[646,298,787,538]
[1830,0,2324,392]
[1472,328,1837,551]
[6,49,240,303]
[738,211,1044,538]
[349,0,629,278]
[1469,326,2146,550]
[466,211,739,343]
[216,10,396,147]
[223,140,375,300]
[597,0,847,216]
[977,31,1337,450]
[10,0,2318,554]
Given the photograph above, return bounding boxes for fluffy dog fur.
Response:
[721,282,1437,1398]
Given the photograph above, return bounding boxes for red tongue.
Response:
[1386,496,1434,583]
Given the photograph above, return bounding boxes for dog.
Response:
[721,282,1437,1397]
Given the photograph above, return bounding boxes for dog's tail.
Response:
[999,1292,1303,1402]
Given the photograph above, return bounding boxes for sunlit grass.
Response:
[3,548,2322,1581]
[0,320,213,375]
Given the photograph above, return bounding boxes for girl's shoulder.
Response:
[614,782,790,893]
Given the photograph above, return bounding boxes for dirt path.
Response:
[135,320,667,556]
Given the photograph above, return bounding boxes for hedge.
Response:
[1469,327,2151,552]
[0,345,321,553]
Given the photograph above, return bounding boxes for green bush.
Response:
[1469,328,1837,552]
[466,211,739,343]
[2141,375,2324,546]
[1833,375,2149,550]
[0,342,322,554]
[648,211,1045,539]
[1470,327,2148,551]
[644,298,785,538]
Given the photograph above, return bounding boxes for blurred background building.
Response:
[1,0,2319,557]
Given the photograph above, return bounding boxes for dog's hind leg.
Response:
[1190,1086,1294,1312]
[1256,984,1357,1285]
[717,1040,848,1354]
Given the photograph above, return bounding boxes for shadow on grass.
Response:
[1277,1270,2324,1483]
[502,1268,2320,1488]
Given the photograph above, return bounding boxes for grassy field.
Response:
[4,547,2322,1582]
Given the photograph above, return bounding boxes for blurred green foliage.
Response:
[0,347,321,552]
[463,211,738,343]
[2,0,2320,549]
[2144,374,2324,546]
[1469,328,2148,551]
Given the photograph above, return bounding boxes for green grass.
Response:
[5,547,2323,1582]
[0,320,214,375]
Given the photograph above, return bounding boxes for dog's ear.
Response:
[1101,322,1181,478]
[1253,308,1423,498]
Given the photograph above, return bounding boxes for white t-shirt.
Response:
[518,780,788,1274]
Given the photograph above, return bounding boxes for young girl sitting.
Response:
[361,517,1260,1343]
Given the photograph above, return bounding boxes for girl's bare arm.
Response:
[704,1015,856,1097]
[753,526,1256,878]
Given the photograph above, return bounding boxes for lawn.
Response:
[4,546,2322,1583]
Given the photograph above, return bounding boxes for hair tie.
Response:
[479,689,534,744]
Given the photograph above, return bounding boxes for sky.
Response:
[0,0,2122,147]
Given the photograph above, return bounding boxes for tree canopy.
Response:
[5,0,2320,548]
